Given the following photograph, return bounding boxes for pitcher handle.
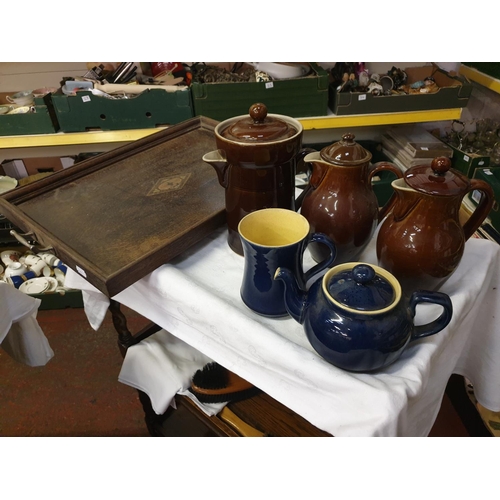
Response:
[462,179,495,240]
[295,147,316,211]
[408,290,453,341]
[296,147,316,175]
[368,161,403,221]
[303,232,337,282]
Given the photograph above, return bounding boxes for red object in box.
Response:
[150,62,183,77]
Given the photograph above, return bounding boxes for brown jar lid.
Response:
[320,133,372,165]
[221,103,298,142]
[404,156,469,196]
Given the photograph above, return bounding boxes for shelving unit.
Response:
[298,108,462,131]
[0,108,463,162]
[459,64,500,95]
[0,128,165,162]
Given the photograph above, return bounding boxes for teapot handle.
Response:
[462,179,495,240]
[408,291,453,341]
[368,161,403,221]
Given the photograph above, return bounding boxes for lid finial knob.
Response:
[431,156,452,176]
[341,132,356,145]
[352,264,376,284]
[249,103,268,123]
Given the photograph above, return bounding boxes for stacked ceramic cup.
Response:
[1,249,68,294]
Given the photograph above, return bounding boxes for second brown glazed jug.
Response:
[203,103,307,256]
[300,133,403,264]
[376,156,495,294]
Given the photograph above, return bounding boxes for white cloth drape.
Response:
[0,282,54,367]
[65,228,500,437]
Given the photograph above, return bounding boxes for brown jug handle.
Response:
[368,161,404,221]
[462,179,495,240]
[296,147,316,175]
[295,147,317,210]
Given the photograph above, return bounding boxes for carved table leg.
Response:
[109,299,135,356]
[109,299,164,353]
[107,299,166,435]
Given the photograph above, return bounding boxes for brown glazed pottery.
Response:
[376,156,495,295]
[203,103,307,255]
[300,133,403,264]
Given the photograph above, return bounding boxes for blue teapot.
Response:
[274,262,453,372]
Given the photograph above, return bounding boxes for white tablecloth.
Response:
[0,282,54,366]
[65,227,500,437]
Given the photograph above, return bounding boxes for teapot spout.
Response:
[274,267,307,324]
[202,149,230,188]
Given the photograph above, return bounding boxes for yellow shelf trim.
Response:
[0,108,463,149]
[298,109,462,130]
[459,64,500,95]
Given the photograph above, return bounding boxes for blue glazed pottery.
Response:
[274,262,453,372]
[239,208,337,317]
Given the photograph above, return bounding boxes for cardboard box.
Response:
[2,159,28,179]
[49,87,193,132]
[190,62,329,121]
[469,167,500,232]
[329,65,472,116]
[2,157,75,179]
[23,157,75,176]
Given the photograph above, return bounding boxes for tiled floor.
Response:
[0,305,488,437]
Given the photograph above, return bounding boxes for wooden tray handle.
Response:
[220,407,266,437]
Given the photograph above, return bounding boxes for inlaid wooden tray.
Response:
[0,117,226,296]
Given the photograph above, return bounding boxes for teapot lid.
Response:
[221,103,298,143]
[325,263,399,313]
[404,156,469,196]
[320,133,372,165]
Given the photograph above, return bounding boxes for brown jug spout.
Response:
[302,152,330,188]
[202,149,230,188]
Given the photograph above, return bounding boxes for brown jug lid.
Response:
[221,103,298,142]
[320,133,372,165]
[404,157,470,196]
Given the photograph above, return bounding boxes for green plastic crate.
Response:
[447,143,490,178]
[469,167,500,232]
[191,62,329,121]
[50,88,194,132]
[329,65,472,116]
[0,105,58,136]
[33,290,84,310]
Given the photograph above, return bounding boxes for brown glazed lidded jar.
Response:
[376,156,495,295]
[203,103,305,255]
[300,133,402,264]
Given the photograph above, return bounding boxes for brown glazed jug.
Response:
[300,133,403,264]
[376,156,495,295]
[203,103,307,255]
